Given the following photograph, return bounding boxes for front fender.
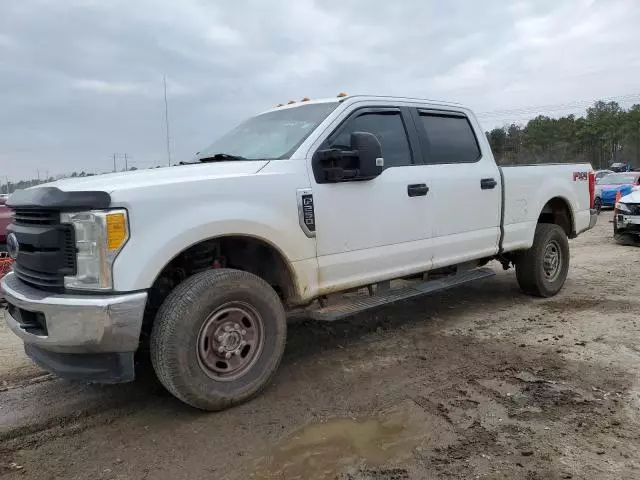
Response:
[112,200,316,292]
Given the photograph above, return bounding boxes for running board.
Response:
[307,267,495,322]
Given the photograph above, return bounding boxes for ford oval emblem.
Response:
[7,233,19,260]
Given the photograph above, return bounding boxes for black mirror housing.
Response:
[350,131,383,179]
[312,131,383,183]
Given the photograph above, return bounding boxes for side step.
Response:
[307,267,495,322]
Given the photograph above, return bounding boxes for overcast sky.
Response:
[1,0,640,181]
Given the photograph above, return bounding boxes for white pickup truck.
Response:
[2,95,597,410]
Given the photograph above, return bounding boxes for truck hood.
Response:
[620,189,640,203]
[47,160,269,193]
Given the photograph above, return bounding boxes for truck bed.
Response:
[499,163,593,253]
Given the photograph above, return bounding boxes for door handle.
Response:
[480,178,498,190]
[407,184,429,197]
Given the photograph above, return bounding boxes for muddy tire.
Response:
[515,223,570,298]
[150,269,287,411]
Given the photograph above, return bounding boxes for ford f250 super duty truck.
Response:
[2,95,598,410]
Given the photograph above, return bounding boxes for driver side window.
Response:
[329,111,412,168]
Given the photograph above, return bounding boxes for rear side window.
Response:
[417,113,481,164]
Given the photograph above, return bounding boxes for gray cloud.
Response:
[1,0,639,179]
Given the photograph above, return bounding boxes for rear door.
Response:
[410,108,501,268]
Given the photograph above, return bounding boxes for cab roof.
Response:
[260,95,462,115]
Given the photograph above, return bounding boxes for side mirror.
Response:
[350,131,383,180]
[312,131,383,183]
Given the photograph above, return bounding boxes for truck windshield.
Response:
[196,102,339,161]
[597,174,639,185]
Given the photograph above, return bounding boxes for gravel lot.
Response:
[1,212,639,480]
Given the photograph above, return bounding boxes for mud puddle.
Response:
[251,401,456,480]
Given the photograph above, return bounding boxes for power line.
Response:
[111,153,131,171]
[477,92,640,119]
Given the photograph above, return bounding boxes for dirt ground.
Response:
[1,212,639,480]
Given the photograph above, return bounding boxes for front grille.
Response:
[627,203,640,215]
[12,209,60,226]
[9,210,76,291]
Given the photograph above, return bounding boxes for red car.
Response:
[0,196,13,287]
[0,196,11,248]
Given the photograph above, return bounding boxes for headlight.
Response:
[61,209,129,290]
[616,202,631,213]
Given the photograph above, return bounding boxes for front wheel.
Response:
[515,223,570,298]
[150,269,287,411]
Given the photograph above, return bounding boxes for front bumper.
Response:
[1,272,147,353]
[615,213,640,235]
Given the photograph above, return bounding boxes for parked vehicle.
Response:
[594,172,640,211]
[610,162,632,173]
[595,169,614,181]
[1,95,598,410]
[614,189,640,245]
[0,196,10,250]
[0,197,12,300]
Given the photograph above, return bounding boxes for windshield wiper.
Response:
[199,153,248,162]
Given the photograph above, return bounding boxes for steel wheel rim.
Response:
[196,302,264,382]
[542,240,562,282]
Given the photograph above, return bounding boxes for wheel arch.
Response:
[537,196,576,238]
[141,234,299,340]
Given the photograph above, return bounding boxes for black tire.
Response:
[150,269,287,411]
[515,223,570,298]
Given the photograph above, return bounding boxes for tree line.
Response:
[486,100,640,169]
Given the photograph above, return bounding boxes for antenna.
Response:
[164,75,172,166]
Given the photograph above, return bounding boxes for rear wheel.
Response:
[150,269,287,411]
[515,223,570,298]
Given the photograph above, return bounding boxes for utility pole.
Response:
[124,153,128,171]
[113,153,117,172]
[164,74,172,166]
[37,169,40,182]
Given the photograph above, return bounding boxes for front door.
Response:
[308,106,433,293]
